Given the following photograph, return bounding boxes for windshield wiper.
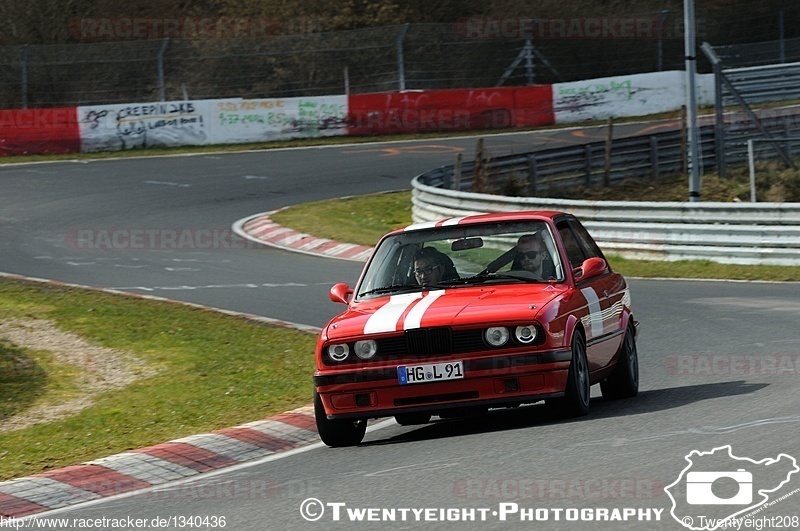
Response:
[463,272,541,284]
[359,284,420,297]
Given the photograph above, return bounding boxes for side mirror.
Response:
[329,283,353,304]
[574,257,607,281]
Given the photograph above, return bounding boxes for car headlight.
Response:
[515,325,538,344]
[484,327,510,347]
[354,339,378,360]
[327,343,350,362]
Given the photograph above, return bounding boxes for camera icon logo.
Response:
[686,469,753,505]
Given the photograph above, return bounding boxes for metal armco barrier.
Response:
[439,128,718,194]
[722,62,800,107]
[412,176,800,266]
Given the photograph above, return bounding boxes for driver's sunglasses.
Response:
[414,264,442,276]
[518,250,543,259]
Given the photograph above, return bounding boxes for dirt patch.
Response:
[0,319,156,433]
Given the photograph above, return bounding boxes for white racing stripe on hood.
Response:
[403,290,445,330]
[363,292,422,334]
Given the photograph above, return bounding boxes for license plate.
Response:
[398,361,464,385]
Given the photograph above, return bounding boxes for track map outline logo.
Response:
[665,445,799,530]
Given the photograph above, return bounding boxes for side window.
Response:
[556,221,585,269]
[568,219,603,260]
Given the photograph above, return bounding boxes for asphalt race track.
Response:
[2,120,800,530]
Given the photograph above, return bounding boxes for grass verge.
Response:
[270,190,800,282]
[0,278,316,481]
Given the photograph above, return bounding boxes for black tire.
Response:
[600,322,639,400]
[314,391,367,447]
[547,330,590,418]
[394,412,432,426]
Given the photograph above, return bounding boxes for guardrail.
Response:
[431,120,800,198]
[433,128,717,194]
[722,62,800,106]
[412,166,800,266]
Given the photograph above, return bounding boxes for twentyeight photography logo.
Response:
[665,446,799,530]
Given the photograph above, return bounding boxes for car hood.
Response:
[325,284,565,340]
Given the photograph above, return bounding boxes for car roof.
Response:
[394,210,566,235]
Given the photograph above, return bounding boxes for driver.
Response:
[511,234,556,280]
[413,247,454,286]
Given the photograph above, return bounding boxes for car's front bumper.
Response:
[314,348,572,420]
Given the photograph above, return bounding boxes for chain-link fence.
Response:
[0,18,700,109]
[1,8,797,109]
[711,36,800,68]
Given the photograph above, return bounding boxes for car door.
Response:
[556,218,623,371]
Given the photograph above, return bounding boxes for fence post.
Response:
[603,117,613,186]
[778,9,785,63]
[473,138,489,193]
[657,9,669,71]
[680,106,688,176]
[453,153,462,190]
[157,38,169,102]
[527,154,538,193]
[701,42,726,178]
[650,136,660,179]
[584,144,593,186]
[747,139,757,202]
[21,44,28,109]
[396,24,410,91]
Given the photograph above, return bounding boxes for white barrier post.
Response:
[748,138,757,203]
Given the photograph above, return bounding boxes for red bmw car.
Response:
[314,211,638,447]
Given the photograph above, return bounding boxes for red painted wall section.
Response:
[512,85,554,128]
[347,85,554,135]
[0,107,80,156]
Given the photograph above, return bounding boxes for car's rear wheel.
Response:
[600,322,639,399]
[547,330,590,418]
[394,412,432,426]
[314,391,367,447]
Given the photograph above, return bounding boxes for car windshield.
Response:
[356,220,564,299]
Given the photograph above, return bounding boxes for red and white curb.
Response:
[232,209,373,262]
[0,272,322,518]
[0,407,318,518]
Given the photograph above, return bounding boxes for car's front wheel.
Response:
[600,322,639,399]
[314,391,367,447]
[547,330,590,418]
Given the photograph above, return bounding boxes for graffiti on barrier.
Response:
[210,96,347,144]
[78,101,209,152]
[552,71,708,122]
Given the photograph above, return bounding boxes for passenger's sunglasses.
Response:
[518,250,543,259]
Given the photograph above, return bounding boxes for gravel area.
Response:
[0,319,156,433]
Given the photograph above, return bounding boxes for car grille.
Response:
[324,328,492,365]
[405,328,452,356]
[377,328,486,360]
